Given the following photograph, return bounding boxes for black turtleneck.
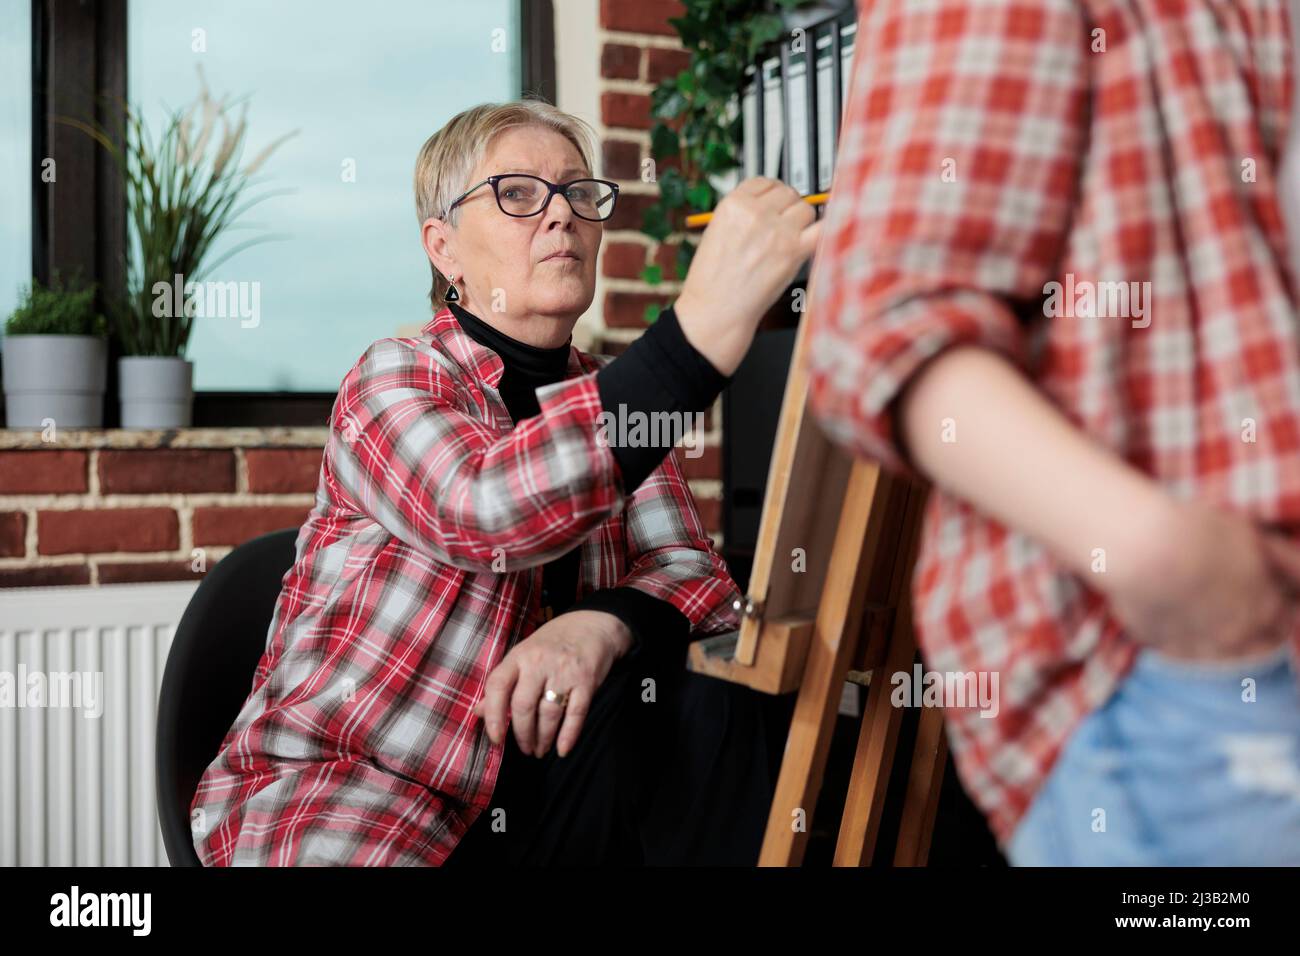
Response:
[449,300,583,623]
[448,300,707,654]
[448,301,572,420]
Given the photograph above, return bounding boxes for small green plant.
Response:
[4,273,109,337]
[639,0,816,322]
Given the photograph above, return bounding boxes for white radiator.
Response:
[0,581,199,866]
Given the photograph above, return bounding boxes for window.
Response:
[127,0,524,392]
[0,1,31,324]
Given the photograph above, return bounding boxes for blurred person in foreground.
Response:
[807,0,1300,865]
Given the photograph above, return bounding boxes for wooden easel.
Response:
[685,282,947,867]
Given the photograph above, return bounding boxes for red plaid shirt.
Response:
[192,305,741,865]
[807,0,1300,847]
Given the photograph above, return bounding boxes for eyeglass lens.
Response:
[496,175,616,220]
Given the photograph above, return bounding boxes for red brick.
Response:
[604,290,671,329]
[192,505,310,546]
[646,47,691,85]
[601,91,652,131]
[653,241,682,278]
[98,449,235,494]
[693,494,721,534]
[600,42,642,80]
[674,444,721,480]
[605,193,659,233]
[601,241,647,279]
[97,560,207,585]
[0,511,26,557]
[0,450,88,494]
[600,0,684,36]
[602,138,643,181]
[246,448,323,494]
[0,564,90,588]
[37,507,178,554]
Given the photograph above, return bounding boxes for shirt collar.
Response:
[422,305,590,388]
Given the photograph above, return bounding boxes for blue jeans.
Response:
[1007,644,1300,866]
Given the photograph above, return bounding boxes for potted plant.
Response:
[2,273,109,429]
[62,70,295,427]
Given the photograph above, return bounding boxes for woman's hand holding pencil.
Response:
[674,177,823,377]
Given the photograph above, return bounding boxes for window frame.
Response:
[27,0,554,428]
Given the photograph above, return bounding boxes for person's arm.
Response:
[804,0,1092,486]
[472,422,742,757]
[327,310,726,573]
[804,0,1300,659]
[594,305,729,494]
[565,587,690,656]
[894,346,1175,586]
[892,332,1300,662]
[611,443,742,639]
[567,445,742,655]
[800,0,1166,600]
[569,331,742,652]
[807,0,1130,571]
[326,339,618,572]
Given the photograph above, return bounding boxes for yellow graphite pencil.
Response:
[684,191,829,229]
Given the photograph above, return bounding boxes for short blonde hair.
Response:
[414,98,598,309]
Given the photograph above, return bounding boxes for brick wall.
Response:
[0,431,324,588]
[595,0,726,541]
[0,429,718,589]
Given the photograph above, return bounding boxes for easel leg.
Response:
[894,705,948,866]
[832,479,932,866]
[757,462,894,866]
[832,618,916,865]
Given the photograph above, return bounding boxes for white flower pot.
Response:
[118,356,194,428]
[2,334,108,428]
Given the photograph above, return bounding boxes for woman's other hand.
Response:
[1101,497,1298,661]
[674,177,823,376]
[473,610,634,758]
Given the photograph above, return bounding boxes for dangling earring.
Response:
[444,276,460,303]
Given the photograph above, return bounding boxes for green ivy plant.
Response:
[639,0,815,323]
[4,272,109,337]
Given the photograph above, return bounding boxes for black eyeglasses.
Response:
[444,174,620,222]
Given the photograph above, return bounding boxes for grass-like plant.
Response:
[4,271,108,337]
[59,69,297,356]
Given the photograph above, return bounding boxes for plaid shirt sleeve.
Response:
[327,337,625,571]
[805,0,1090,479]
[612,445,743,637]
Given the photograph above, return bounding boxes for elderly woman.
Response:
[190,99,821,866]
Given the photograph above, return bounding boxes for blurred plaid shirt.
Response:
[807,0,1300,846]
[192,305,740,865]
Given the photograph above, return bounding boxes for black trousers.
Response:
[444,636,782,866]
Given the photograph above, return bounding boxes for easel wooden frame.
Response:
[687,289,947,867]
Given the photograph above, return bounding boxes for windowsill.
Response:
[0,426,329,450]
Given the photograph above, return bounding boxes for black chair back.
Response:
[156,527,298,866]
